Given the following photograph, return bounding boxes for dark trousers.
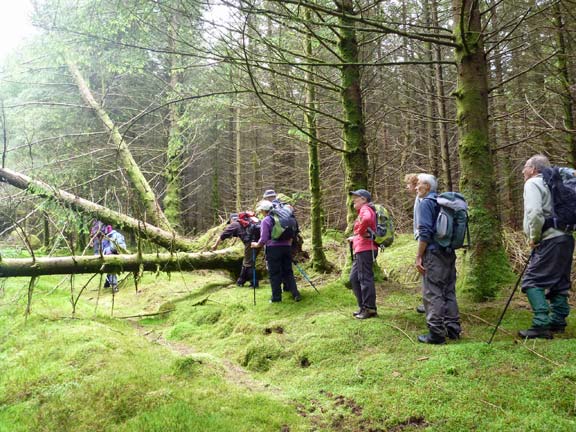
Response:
[350,250,378,311]
[522,234,575,327]
[266,246,299,301]
[422,248,460,337]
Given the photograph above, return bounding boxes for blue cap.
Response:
[348,189,371,202]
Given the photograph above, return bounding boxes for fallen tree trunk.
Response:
[0,167,196,252]
[0,249,242,277]
[67,61,173,232]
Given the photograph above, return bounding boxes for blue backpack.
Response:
[270,203,298,241]
[433,192,470,250]
[542,166,576,231]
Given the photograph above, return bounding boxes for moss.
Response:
[172,357,202,378]
[240,339,284,372]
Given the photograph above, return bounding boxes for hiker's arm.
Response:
[355,206,374,237]
[416,199,435,244]
[252,217,271,248]
[415,240,428,274]
[524,179,544,244]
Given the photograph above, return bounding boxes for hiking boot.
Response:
[269,298,282,303]
[293,295,302,302]
[446,328,461,340]
[416,304,426,314]
[355,309,377,320]
[112,285,119,293]
[549,324,566,334]
[417,333,446,345]
[352,309,363,317]
[518,327,553,339]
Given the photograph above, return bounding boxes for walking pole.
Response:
[293,261,320,294]
[252,249,257,306]
[487,250,534,344]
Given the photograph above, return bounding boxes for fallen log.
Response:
[0,249,242,278]
[0,167,195,252]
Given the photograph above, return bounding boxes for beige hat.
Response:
[256,200,273,212]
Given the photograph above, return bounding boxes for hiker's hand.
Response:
[251,242,260,248]
[347,236,353,243]
[415,256,426,275]
[529,240,538,249]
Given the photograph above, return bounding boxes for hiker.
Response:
[211,212,261,287]
[89,219,105,255]
[251,200,301,303]
[414,174,461,344]
[519,155,575,339]
[405,173,426,314]
[101,225,127,293]
[262,189,283,207]
[347,189,378,320]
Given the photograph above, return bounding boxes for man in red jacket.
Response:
[347,189,379,319]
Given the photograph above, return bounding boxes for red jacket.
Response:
[352,203,378,253]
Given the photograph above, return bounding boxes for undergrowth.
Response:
[1,233,575,431]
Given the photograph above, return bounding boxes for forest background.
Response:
[1,0,575,300]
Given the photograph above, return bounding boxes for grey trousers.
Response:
[350,250,378,311]
[422,248,460,337]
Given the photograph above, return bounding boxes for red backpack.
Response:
[237,212,261,242]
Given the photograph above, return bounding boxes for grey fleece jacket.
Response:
[523,174,565,243]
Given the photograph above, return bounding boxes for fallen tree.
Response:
[0,167,196,252]
[0,249,242,278]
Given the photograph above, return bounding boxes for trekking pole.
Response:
[349,241,354,262]
[293,261,320,294]
[487,250,535,344]
[252,249,257,306]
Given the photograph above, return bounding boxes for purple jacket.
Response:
[257,215,292,247]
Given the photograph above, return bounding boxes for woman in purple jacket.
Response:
[251,200,301,303]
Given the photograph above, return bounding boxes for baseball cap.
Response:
[348,189,372,202]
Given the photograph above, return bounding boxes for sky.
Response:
[0,0,37,62]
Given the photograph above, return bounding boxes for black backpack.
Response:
[541,166,576,231]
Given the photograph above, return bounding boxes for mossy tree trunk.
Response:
[235,104,243,210]
[0,167,196,252]
[163,20,185,229]
[553,2,576,166]
[431,0,452,190]
[0,249,243,278]
[67,61,173,232]
[452,0,512,300]
[337,0,370,230]
[304,7,330,272]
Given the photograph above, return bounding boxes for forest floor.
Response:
[1,233,576,431]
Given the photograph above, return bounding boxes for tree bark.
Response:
[66,61,173,232]
[431,0,452,190]
[337,0,370,229]
[163,19,185,229]
[452,0,512,300]
[0,167,196,252]
[0,249,242,278]
[304,7,330,272]
[553,2,576,166]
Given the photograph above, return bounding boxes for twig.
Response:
[381,322,416,345]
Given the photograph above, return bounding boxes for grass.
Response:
[1,233,576,431]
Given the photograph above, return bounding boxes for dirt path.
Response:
[131,321,282,396]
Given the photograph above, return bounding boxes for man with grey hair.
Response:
[414,173,461,344]
[519,154,575,339]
